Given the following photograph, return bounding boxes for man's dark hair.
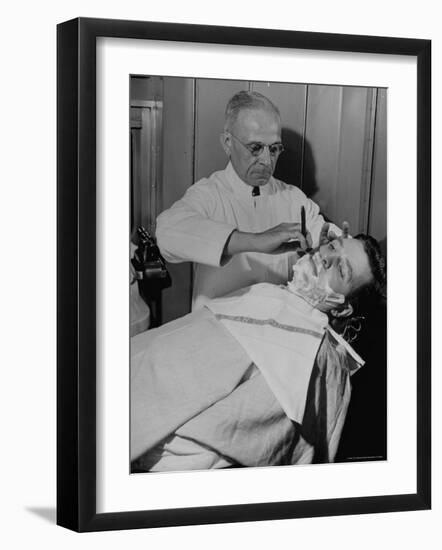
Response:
[331,234,386,342]
[352,234,387,306]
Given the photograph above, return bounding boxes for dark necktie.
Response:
[252,186,260,197]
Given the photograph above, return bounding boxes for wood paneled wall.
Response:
[160,77,195,321]
[368,88,387,254]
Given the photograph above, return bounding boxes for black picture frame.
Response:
[57,17,431,532]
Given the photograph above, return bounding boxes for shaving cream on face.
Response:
[287,252,345,309]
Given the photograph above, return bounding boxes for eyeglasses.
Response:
[228,132,284,157]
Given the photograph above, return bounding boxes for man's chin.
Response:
[250,175,271,186]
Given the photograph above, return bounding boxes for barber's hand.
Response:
[319,221,350,245]
[253,223,313,254]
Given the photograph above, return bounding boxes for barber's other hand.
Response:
[319,221,350,245]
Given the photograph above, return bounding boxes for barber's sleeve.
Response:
[304,197,342,246]
[156,183,236,267]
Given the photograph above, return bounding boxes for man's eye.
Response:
[249,143,263,154]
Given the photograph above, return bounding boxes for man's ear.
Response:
[220,132,231,157]
[330,303,354,318]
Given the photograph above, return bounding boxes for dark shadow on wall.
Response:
[274,128,318,199]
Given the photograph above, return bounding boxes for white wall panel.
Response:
[194,79,246,181]
[305,85,376,232]
[304,85,342,220]
[161,77,195,322]
[369,88,387,251]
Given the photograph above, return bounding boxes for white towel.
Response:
[206,283,331,423]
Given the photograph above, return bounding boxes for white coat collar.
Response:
[224,162,275,200]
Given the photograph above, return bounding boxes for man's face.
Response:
[289,237,374,311]
[223,108,282,187]
[316,237,373,298]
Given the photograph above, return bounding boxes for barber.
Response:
[156,90,341,310]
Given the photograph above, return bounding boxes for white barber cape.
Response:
[206,283,364,424]
[131,283,365,470]
[156,162,338,310]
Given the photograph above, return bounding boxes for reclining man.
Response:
[131,232,386,473]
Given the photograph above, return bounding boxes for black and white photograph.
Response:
[129,76,387,474]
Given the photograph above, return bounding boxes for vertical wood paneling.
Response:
[337,87,372,233]
[251,81,307,188]
[160,77,195,322]
[194,79,246,181]
[358,89,378,234]
[139,107,152,232]
[129,126,141,236]
[368,88,387,252]
[304,85,342,220]
[161,78,195,210]
[304,85,375,232]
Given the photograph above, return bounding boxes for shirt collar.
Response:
[224,161,274,200]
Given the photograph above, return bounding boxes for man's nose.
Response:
[258,145,272,165]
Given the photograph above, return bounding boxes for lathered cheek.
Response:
[287,253,345,308]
